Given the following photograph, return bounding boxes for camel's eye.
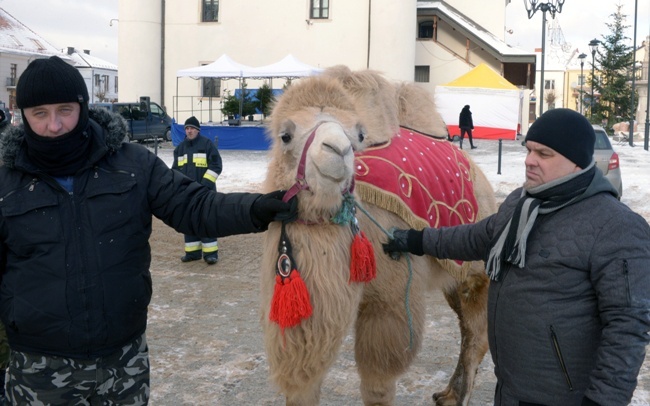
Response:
[356,124,366,143]
[280,132,292,144]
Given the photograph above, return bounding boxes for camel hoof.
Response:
[432,389,460,406]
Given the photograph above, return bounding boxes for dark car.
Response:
[91,101,172,142]
[592,125,623,199]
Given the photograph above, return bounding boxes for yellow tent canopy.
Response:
[442,63,518,90]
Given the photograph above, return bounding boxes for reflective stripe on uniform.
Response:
[184,241,201,253]
[193,153,208,168]
[201,240,218,254]
[203,169,219,183]
[176,154,188,167]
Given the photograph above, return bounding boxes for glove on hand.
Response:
[382,228,425,259]
[250,190,296,230]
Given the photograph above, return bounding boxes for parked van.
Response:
[91,101,172,142]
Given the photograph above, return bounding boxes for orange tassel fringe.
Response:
[269,270,312,331]
[349,231,377,283]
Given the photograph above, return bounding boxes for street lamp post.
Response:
[578,53,587,115]
[589,39,600,120]
[628,0,638,147]
[525,0,565,119]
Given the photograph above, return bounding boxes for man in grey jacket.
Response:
[383,108,650,406]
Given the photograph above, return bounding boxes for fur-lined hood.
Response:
[0,107,128,169]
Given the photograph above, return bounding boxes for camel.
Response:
[259,66,497,406]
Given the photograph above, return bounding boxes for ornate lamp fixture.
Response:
[588,38,600,120]
[524,0,565,118]
[578,53,587,115]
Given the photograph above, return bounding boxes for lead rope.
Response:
[353,200,415,351]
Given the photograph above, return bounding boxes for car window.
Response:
[593,129,612,150]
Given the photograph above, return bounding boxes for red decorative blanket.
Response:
[354,127,478,230]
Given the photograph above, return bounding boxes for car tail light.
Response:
[608,152,620,170]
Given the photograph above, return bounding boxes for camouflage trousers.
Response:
[4,333,149,406]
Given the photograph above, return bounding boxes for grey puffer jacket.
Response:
[0,108,262,359]
[422,183,650,406]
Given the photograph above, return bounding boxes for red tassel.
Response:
[269,271,313,331]
[350,231,377,283]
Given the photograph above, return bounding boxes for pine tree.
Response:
[592,4,635,127]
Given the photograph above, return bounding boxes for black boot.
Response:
[204,252,219,265]
[181,254,201,263]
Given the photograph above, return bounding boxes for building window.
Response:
[9,64,17,87]
[202,78,221,97]
[30,39,46,50]
[202,0,219,22]
[310,0,329,19]
[115,76,119,93]
[418,21,433,39]
[578,74,585,86]
[9,35,22,47]
[544,79,555,90]
[94,74,101,87]
[415,66,430,83]
[102,75,109,92]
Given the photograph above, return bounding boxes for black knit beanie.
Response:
[184,116,201,130]
[16,56,89,108]
[525,108,594,169]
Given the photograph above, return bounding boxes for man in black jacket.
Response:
[383,109,650,405]
[0,56,292,405]
[173,116,223,264]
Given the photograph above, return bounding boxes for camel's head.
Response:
[264,76,367,222]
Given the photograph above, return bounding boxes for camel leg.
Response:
[432,270,489,406]
[284,382,323,406]
[354,295,426,406]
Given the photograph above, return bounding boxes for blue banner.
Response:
[172,120,271,150]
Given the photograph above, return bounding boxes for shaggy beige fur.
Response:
[260,67,497,406]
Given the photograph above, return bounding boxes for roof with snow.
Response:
[417,1,535,64]
[68,50,117,71]
[0,7,66,58]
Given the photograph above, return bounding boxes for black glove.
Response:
[250,190,296,230]
[382,228,424,259]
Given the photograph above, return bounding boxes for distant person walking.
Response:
[172,116,223,264]
[459,104,476,149]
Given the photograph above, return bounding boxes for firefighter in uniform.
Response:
[172,116,223,264]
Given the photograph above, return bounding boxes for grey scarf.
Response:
[486,163,616,281]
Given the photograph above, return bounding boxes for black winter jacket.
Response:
[459,106,473,129]
[421,182,650,405]
[172,134,222,190]
[0,108,262,359]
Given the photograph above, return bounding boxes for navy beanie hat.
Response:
[16,56,89,109]
[184,116,200,130]
[525,108,594,169]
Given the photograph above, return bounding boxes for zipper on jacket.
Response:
[550,325,573,391]
[624,260,631,306]
[0,178,38,202]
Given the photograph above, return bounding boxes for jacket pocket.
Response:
[549,325,574,391]
[0,183,62,256]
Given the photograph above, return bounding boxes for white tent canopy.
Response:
[176,54,322,79]
[175,54,322,122]
[176,54,253,78]
[243,54,323,79]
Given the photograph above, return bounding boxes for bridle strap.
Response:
[282,123,321,203]
[282,121,356,203]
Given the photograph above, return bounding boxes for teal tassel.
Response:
[331,193,356,225]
